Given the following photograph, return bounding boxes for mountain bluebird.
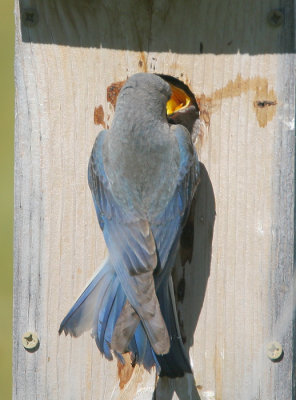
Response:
[59,73,200,377]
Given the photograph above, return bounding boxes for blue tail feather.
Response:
[59,258,157,371]
[95,276,120,359]
[156,277,192,377]
[58,259,113,337]
[95,278,127,360]
[59,258,188,377]
[104,285,126,345]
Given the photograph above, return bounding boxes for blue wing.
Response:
[150,125,199,376]
[88,130,170,355]
[152,124,200,282]
[66,125,199,375]
[88,126,199,288]
[88,131,157,278]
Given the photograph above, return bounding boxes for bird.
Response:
[59,72,200,378]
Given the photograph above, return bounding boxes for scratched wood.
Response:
[14,0,295,399]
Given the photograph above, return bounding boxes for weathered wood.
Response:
[14,1,295,399]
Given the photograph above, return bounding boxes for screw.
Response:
[21,8,39,28]
[267,10,284,27]
[22,331,40,352]
[267,341,283,361]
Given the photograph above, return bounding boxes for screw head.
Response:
[267,9,284,27]
[21,7,39,28]
[267,341,283,361]
[22,331,40,352]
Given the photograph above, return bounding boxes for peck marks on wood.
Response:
[253,97,277,128]
[117,353,136,390]
[255,100,277,108]
[196,73,277,130]
[138,52,148,71]
[107,81,125,108]
[94,105,106,128]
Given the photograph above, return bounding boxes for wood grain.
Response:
[14,0,295,399]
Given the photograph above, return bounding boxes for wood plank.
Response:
[14,1,295,399]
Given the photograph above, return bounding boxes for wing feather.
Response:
[88,125,199,357]
[88,131,169,354]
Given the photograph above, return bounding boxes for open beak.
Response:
[166,84,192,115]
[156,74,199,135]
[156,74,198,117]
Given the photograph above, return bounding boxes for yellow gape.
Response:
[166,84,192,115]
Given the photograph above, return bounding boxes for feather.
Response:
[60,74,200,378]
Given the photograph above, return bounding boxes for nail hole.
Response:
[254,100,277,108]
[267,9,284,27]
[21,7,39,27]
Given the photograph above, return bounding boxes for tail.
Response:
[59,260,191,376]
[155,277,192,378]
[58,258,157,370]
[59,259,115,338]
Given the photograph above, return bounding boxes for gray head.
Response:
[113,73,172,124]
[121,73,171,97]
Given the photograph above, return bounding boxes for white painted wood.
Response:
[14,0,295,399]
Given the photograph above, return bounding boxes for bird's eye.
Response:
[166,85,191,115]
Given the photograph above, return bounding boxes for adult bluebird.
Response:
[59,73,200,377]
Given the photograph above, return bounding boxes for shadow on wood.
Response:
[19,0,294,54]
[154,163,216,399]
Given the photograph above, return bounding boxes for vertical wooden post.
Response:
[14,1,295,399]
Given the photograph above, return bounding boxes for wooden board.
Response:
[14,1,295,399]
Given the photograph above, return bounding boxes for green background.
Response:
[0,1,14,398]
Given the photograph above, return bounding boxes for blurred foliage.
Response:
[0,1,14,398]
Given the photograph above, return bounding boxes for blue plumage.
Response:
[59,73,199,377]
